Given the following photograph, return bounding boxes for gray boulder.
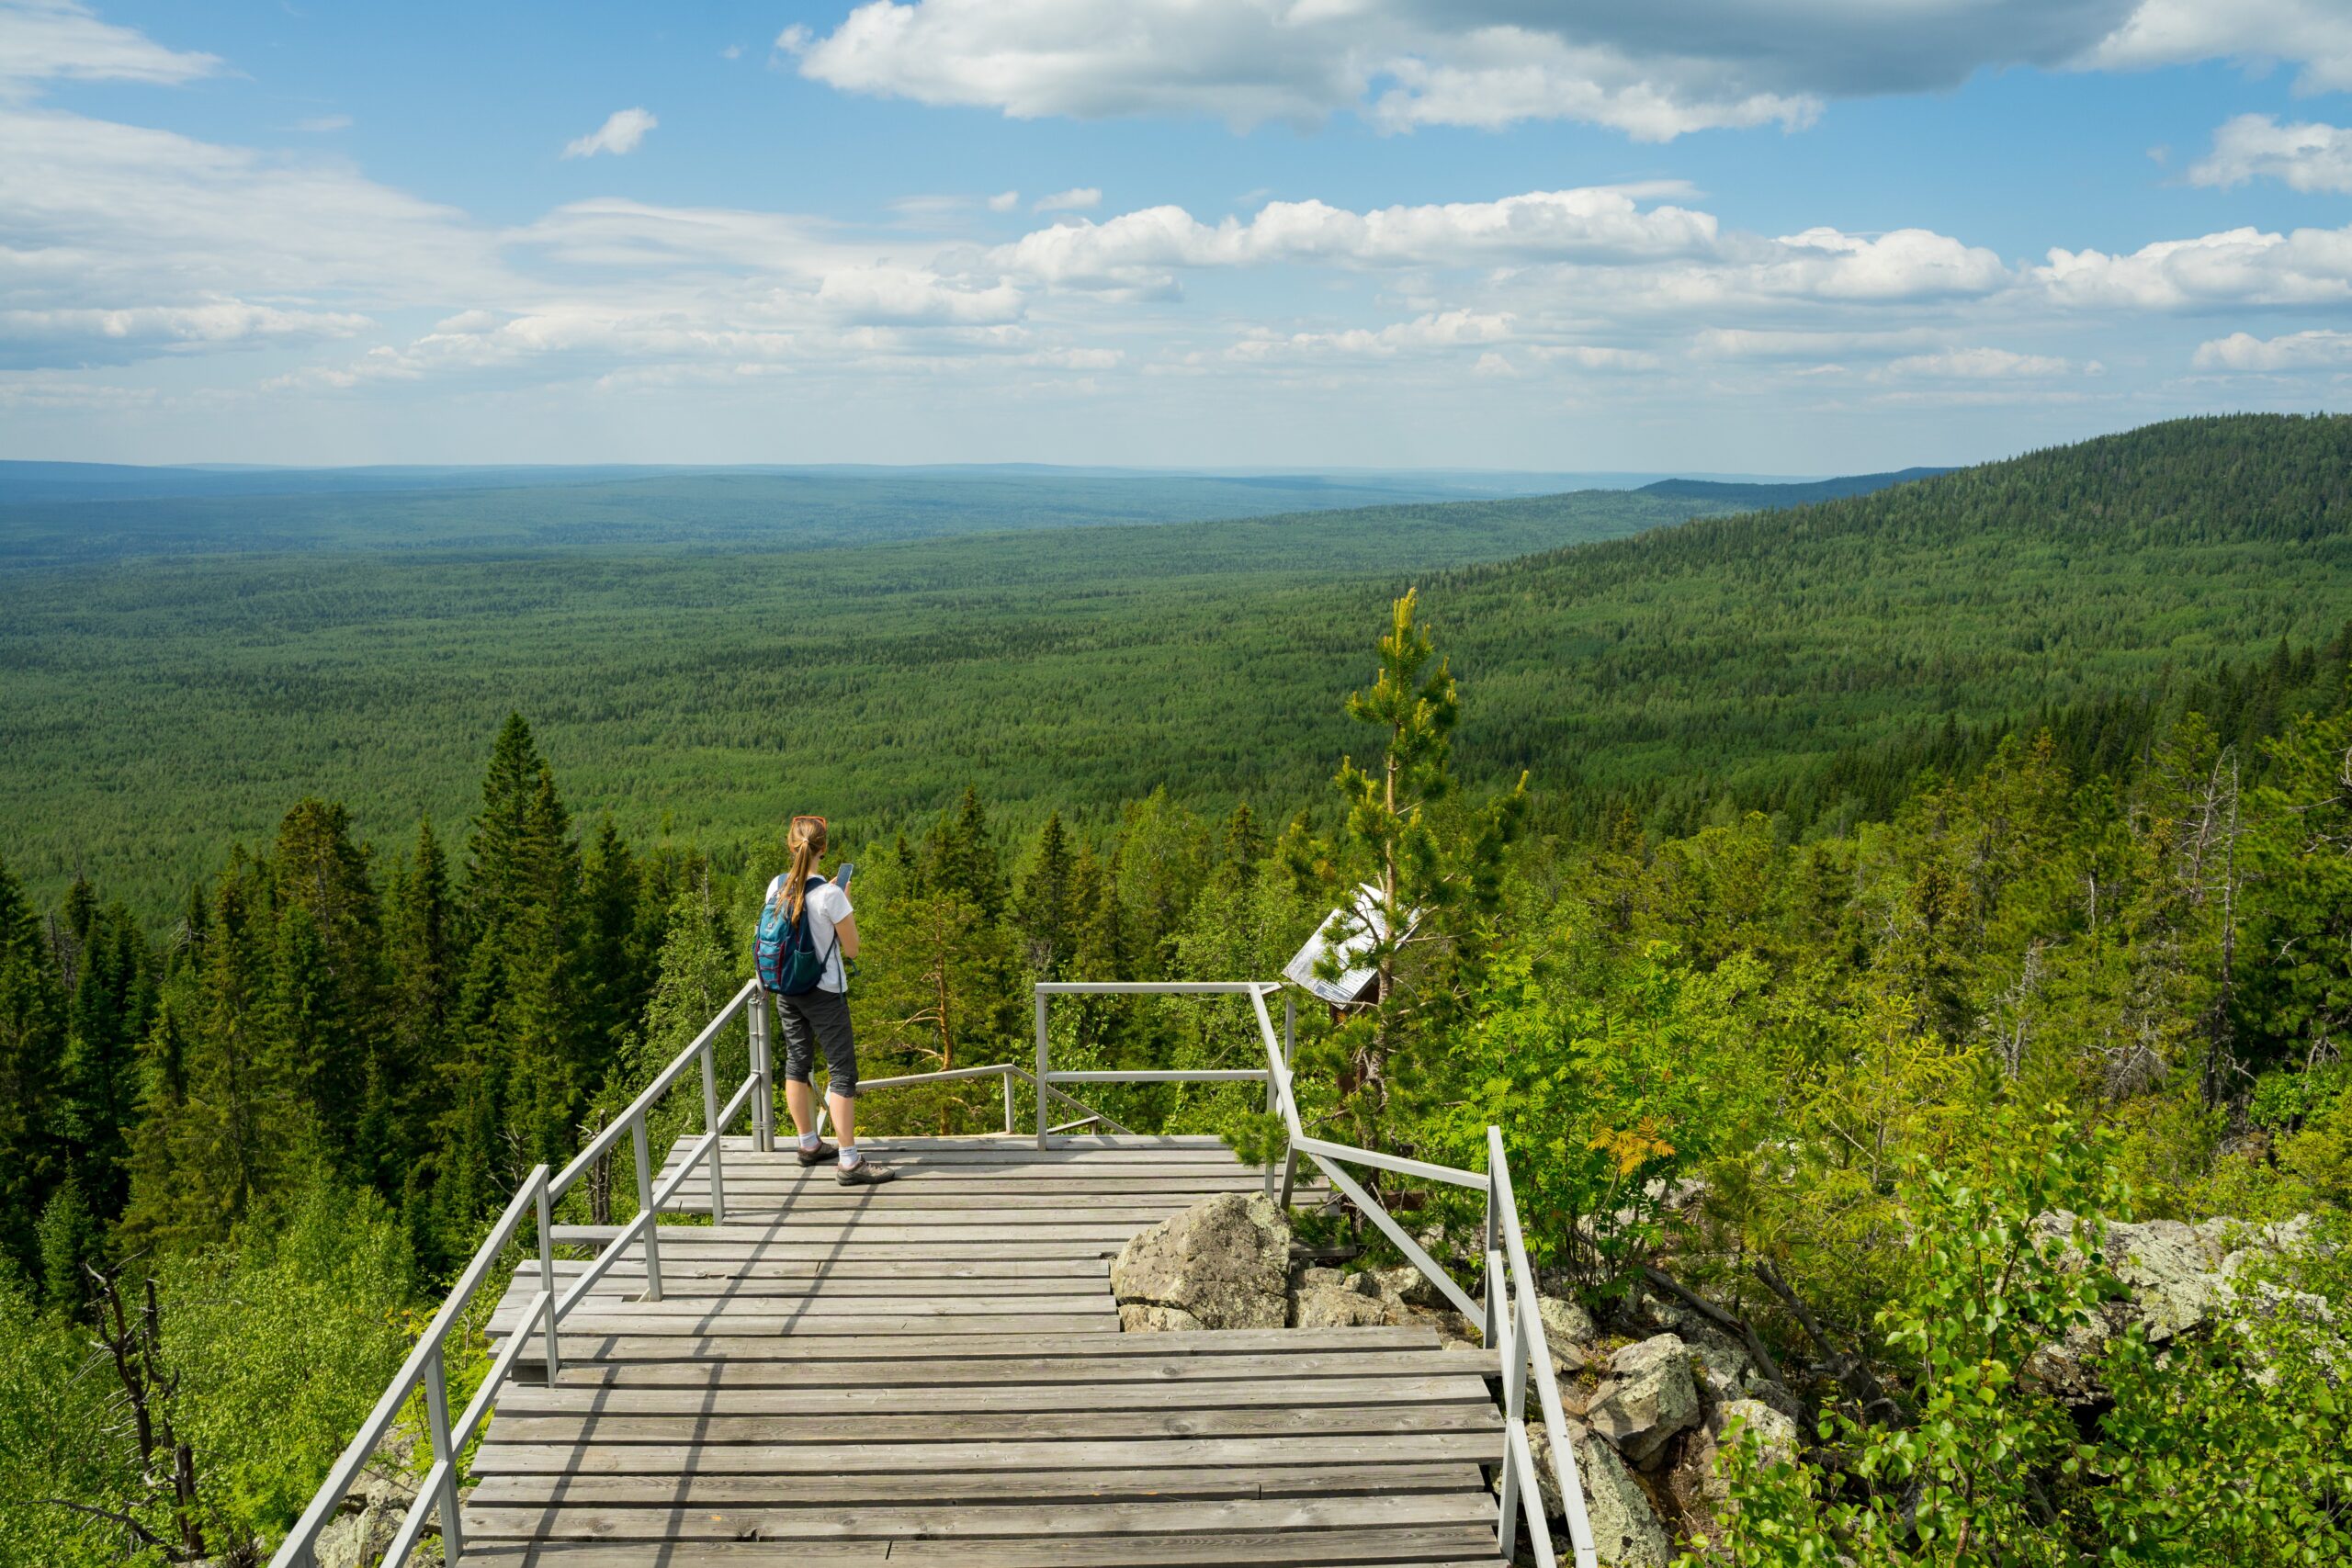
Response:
[1114,1192,1290,1331]
[311,1436,426,1568]
[1288,1264,1485,1348]
[1536,1293,1598,1375]
[1490,1421,1672,1567]
[1575,1425,1676,1566]
[1589,1334,1702,1468]
[1291,1268,1397,1329]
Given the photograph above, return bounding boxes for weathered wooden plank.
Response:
[469,1430,1504,1477]
[552,1242,1125,1264]
[486,1401,1504,1445]
[544,1258,1108,1284]
[652,1189,1256,1209]
[506,1325,1442,1362]
[494,1283,1112,1317]
[466,1488,1494,1541]
[676,1134,1235,1154]
[552,1348,1498,1389]
[499,1313,1122,1340]
[461,1522,1500,1565]
[492,1372,1492,1418]
[467,1462,1482,1508]
[553,1224,1148,1246]
[485,1298,1118,1337]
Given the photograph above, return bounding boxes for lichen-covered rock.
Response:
[1668,1398,1799,1551]
[1490,1421,1671,1566]
[1292,1268,1397,1329]
[1589,1334,1702,1468]
[2023,1210,2327,1404]
[1112,1192,1289,1331]
[1576,1425,1676,1566]
[1536,1293,1598,1374]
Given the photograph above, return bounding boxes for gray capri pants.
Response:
[773,987,858,1097]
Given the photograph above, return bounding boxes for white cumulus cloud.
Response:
[0,0,219,92]
[2192,328,2352,371]
[2086,0,2352,96]
[1882,346,2098,378]
[2034,225,2352,309]
[775,0,2352,141]
[2188,114,2352,195]
[563,107,658,160]
[1034,186,1101,213]
[994,186,1722,291]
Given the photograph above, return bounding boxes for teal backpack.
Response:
[754,876,835,996]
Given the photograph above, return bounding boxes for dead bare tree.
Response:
[42,1265,255,1565]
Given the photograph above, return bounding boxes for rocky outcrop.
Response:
[1667,1398,1799,1551]
[1588,1334,1702,1468]
[2026,1212,2327,1404]
[1111,1191,1291,1331]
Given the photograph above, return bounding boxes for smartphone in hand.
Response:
[834,862,854,892]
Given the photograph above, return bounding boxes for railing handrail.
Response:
[272,975,773,1568]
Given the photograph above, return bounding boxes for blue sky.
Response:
[5,1,2352,472]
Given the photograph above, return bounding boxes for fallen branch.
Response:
[1641,1265,1786,1387]
[1752,1259,1905,1427]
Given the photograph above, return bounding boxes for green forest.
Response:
[2,414,2350,1564]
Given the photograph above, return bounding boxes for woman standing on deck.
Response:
[763,816,895,1186]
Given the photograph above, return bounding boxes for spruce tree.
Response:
[381,816,457,1201]
[269,800,384,1177]
[930,786,1007,919]
[449,716,588,1206]
[0,854,62,1273]
[58,897,153,1224]
[1016,813,1080,977]
[580,815,647,1082]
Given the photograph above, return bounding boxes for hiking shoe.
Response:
[795,1140,837,1167]
[836,1159,898,1187]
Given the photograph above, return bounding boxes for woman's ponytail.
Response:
[781,815,827,920]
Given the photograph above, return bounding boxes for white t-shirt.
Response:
[764,874,854,993]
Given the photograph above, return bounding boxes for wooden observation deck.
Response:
[271,982,1596,1568]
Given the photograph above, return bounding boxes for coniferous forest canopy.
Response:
[4,414,2348,915]
[2,412,2350,1564]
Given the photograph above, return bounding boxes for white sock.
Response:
[839,1147,863,1168]
[798,1133,821,1152]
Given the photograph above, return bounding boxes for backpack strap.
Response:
[801,874,842,986]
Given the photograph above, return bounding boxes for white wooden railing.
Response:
[267,976,772,1568]
[272,975,1594,1568]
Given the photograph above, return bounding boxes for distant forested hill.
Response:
[2,414,2346,911]
[1635,467,1953,507]
[0,465,1649,563]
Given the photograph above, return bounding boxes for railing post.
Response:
[699,1038,726,1224]
[749,987,775,1155]
[1497,1292,1525,1560]
[536,1175,561,1383]
[1485,1176,1501,1348]
[631,1111,663,1302]
[1034,989,1050,1150]
[424,1345,464,1562]
[1283,989,1295,1078]
[1002,1064,1015,1135]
